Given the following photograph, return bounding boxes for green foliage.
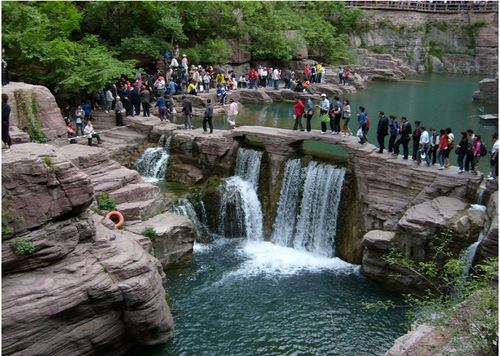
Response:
[368,44,390,54]
[142,227,158,241]
[12,238,36,256]
[41,156,58,173]
[461,19,489,48]
[98,192,116,212]
[374,228,498,354]
[428,41,444,59]
[2,223,14,239]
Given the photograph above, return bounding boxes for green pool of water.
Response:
[133,239,408,355]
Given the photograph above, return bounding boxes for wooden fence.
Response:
[345,1,498,13]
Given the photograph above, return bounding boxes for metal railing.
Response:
[345,1,498,13]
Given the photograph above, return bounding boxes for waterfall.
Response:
[234,147,263,188]
[134,136,171,182]
[271,160,346,257]
[270,159,303,247]
[172,198,208,241]
[463,204,489,276]
[215,147,264,240]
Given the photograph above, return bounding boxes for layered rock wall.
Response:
[2,143,174,355]
[350,10,498,74]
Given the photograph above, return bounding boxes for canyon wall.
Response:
[350,10,498,74]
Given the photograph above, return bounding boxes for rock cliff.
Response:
[350,10,498,74]
[2,143,174,355]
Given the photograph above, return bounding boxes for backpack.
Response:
[480,142,487,157]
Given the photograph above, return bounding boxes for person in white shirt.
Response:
[417,126,430,166]
[227,98,238,129]
[272,68,280,90]
[83,119,101,146]
[319,93,330,134]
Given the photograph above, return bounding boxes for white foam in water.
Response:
[469,204,487,212]
[224,241,358,279]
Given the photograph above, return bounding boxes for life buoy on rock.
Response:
[105,211,125,229]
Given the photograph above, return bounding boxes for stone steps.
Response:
[109,183,161,205]
[92,167,142,194]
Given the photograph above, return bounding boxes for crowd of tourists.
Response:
[291,92,499,180]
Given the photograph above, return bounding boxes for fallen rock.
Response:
[127,212,196,268]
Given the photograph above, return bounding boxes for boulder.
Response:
[238,89,273,104]
[127,212,196,268]
[475,194,498,262]
[2,143,94,236]
[167,163,204,185]
[2,82,67,142]
[472,78,498,104]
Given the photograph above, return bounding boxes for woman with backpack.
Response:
[472,135,484,175]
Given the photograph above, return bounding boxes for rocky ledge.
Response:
[2,143,177,355]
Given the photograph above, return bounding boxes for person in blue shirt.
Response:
[156,95,168,122]
[166,79,177,96]
[216,84,227,105]
[388,115,399,153]
[357,106,367,144]
[82,102,92,122]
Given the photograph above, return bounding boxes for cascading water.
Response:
[215,148,264,240]
[462,204,489,276]
[172,197,208,240]
[134,136,172,183]
[271,159,346,257]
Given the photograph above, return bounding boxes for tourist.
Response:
[388,115,399,153]
[376,112,389,153]
[293,98,305,131]
[319,63,326,83]
[203,71,211,92]
[464,129,475,172]
[331,96,342,135]
[438,129,449,170]
[105,88,114,113]
[303,64,311,82]
[156,94,168,122]
[140,86,151,117]
[187,80,197,95]
[472,135,483,175]
[154,76,166,98]
[83,119,101,146]
[82,102,92,122]
[2,48,8,86]
[167,78,177,96]
[272,67,280,90]
[2,93,11,151]
[216,84,227,106]
[455,131,468,173]
[121,86,131,117]
[357,106,368,144]
[181,95,192,130]
[66,120,77,144]
[393,116,412,159]
[412,121,422,160]
[227,98,239,129]
[310,65,317,83]
[488,133,499,180]
[75,105,85,135]
[115,96,124,126]
[417,126,430,166]
[130,86,140,116]
[343,67,351,85]
[445,128,455,168]
[338,66,344,85]
[294,80,304,93]
[319,93,330,134]
[203,98,213,134]
[181,54,188,74]
[305,97,314,132]
[284,68,293,89]
[341,99,352,136]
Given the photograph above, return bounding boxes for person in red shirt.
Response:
[438,129,449,170]
[293,98,305,131]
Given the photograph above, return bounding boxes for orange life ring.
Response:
[105,211,125,229]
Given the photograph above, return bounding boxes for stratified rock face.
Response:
[385,324,448,356]
[472,78,498,104]
[361,197,488,292]
[127,212,197,268]
[2,143,174,355]
[2,143,94,235]
[2,82,67,142]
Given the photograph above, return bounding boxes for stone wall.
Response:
[350,10,498,74]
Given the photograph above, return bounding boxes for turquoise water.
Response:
[209,73,497,172]
[134,239,408,355]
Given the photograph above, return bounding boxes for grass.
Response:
[97,192,116,211]
[142,227,158,240]
[12,238,36,256]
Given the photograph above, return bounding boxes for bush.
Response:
[142,227,158,240]
[12,238,36,256]
[98,192,116,211]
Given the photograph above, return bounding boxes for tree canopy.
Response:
[2,1,362,98]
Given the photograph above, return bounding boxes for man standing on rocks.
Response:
[393,116,412,159]
[388,115,398,153]
[182,95,193,130]
[412,121,422,160]
[2,93,12,151]
[376,111,389,153]
[272,68,280,90]
[115,96,124,126]
[331,96,342,135]
[140,86,151,117]
[293,98,305,131]
[319,93,330,134]
[488,133,499,181]
[203,98,213,134]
